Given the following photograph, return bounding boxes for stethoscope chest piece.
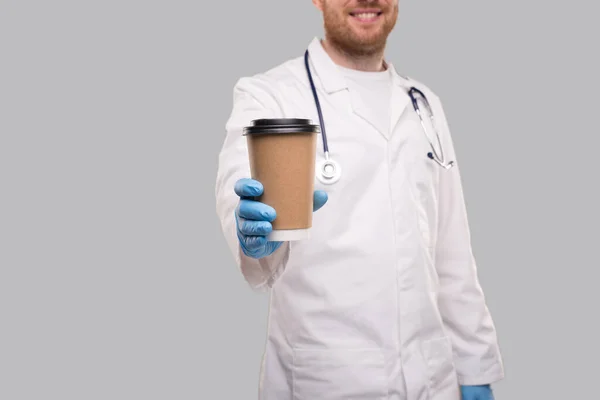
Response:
[317,158,341,184]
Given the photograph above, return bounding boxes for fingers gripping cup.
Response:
[243,118,319,241]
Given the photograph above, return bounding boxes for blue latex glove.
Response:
[460,385,494,400]
[234,178,328,259]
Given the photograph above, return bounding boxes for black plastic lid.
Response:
[243,118,320,135]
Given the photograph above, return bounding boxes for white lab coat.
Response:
[215,37,504,400]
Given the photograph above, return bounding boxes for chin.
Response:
[351,32,386,47]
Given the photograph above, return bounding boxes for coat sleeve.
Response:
[432,96,505,386]
[215,76,291,292]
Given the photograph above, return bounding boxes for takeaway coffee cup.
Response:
[243,118,319,241]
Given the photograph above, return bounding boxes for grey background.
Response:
[1,1,598,399]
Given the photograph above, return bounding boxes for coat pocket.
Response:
[422,337,460,400]
[291,347,388,400]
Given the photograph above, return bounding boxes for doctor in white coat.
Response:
[215,1,504,399]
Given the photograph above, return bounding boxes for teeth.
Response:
[354,12,378,19]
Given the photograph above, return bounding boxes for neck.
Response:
[321,37,386,72]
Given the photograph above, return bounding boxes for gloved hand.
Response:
[234,178,328,259]
[460,384,494,400]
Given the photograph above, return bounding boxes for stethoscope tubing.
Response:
[304,50,330,157]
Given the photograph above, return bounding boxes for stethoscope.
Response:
[304,49,455,185]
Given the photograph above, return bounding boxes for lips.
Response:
[349,9,383,22]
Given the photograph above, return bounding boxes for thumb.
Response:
[313,190,328,212]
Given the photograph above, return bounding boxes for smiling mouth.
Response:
[349,10,383,22]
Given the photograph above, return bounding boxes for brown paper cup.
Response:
[243,118,319,241]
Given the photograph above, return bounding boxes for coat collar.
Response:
[306,37,347,94]
[305,37,412,138]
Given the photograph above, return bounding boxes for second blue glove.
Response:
[234,178,328,259]
[460,384,494,400]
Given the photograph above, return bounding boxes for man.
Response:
[215,0,504,399]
